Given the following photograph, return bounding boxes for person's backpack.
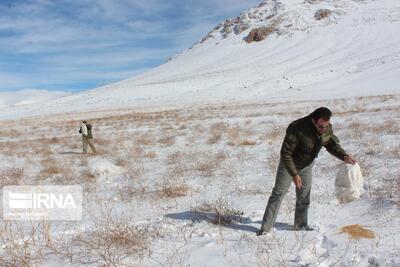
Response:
[335,163,363,203]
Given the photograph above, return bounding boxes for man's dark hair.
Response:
[310,107,332,121]
[82,120,87,123]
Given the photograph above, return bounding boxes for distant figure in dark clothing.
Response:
[79,120,96,154]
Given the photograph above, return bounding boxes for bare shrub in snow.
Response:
[158,184,189,199]
[194,151,226,178]
[49,137,60,144]
[144,150,157,159]
[207,122,227,144]
[226,126,241,146]
[369,175,400,206]
[264,125,285,144]
[314,9,332,20]
[40,157,64,175]
[166,151,184,165]
[389,144,400,158]
[0,167,24,187]
[71,209,151,266]
[124,161,145,181]
[207,131,222,144]
[129,145,145,160]
[193,198,244,226]
[240,140,256,146]
[158,135,176,146]
[0,221,50,266]
[115,156,129,167]
[135,133,155,146]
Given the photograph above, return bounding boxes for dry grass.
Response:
[158,135,176,146]
[144,150,157,159]
[226,126,240,146]
[0,167,24,187]
[58,209,152,266]
[40,158,64,175]
[158,184,189,198]
[264,126,285,144]
[240,140,256,146]
[207,122,227,144]
[339,224,376,240]
[49,137,61,144]
[135,134,155,146]
[0,221,50,266]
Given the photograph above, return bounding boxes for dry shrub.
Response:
[166,151,184,166]
[118,185,147,202]
[194,198,244,226]
[240,140,256,146]
[195,162,212,176]
[0,167,24,187]
[39,158,75,183]
[314,9,332,20]
[129,145,145,160]
[158,184,189,199]
[41,158,64,175]
[144,151,157,159]
[64,209,151,266]
[115,156,129,167]
[215,151,227,162]
[166,164,186,181]
[158,135,176,146]
[266,145,281,175]
[207,122,227,144]
[178,124,187,130]
[339,224,375,240]
[49,137,60,144]
[264,126,285,144]
[124,162,145,181]
[207,132,222,144]
[135,134,154,146]
[226,126,240,146]
[0,221,50,266]
[368,175,400,206]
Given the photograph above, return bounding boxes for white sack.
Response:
[335,163,363,203]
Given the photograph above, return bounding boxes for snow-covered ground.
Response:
[0,0,399,266]
[0,95,399,266]
[0,0,399,119]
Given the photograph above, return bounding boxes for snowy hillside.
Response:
[1,0,400,119]
[0,89,70,108]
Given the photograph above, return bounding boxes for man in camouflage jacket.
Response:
[257,107,355,235]
[79,120,97,154]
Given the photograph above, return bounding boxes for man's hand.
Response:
[292,174,302,189]
[344,155,356,164]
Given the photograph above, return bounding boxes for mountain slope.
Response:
[2,0,400,119]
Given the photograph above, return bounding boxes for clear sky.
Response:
[0,0,261,93]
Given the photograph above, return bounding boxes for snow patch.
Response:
[87,158,123,178]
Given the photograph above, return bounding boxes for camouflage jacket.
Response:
[79,124,93,139]
[280,115,348,176]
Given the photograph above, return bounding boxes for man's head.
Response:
[82,120,87,124]
[310,107,332,134]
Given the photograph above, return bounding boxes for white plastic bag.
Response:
[335,163,363,203]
